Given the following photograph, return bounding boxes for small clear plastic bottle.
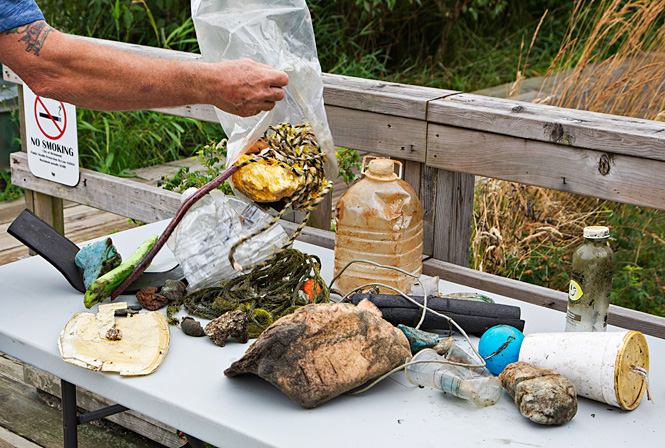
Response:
[565,226,614,332]
[405,349,503,407]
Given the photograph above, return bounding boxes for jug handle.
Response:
[361,156,403,179]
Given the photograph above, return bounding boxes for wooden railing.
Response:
[4,35,665,338]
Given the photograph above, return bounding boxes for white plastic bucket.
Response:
[518,331,649,410]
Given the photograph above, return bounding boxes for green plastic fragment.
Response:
[75,238,122,289]
[84,235,158,309]
[398,324,441,354]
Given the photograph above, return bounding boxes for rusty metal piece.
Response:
[136,287,168,311]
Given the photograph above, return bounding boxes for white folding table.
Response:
[0,220,662,447]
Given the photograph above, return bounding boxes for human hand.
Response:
[211,58,289,117]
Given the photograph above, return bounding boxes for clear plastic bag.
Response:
[191,0,337,177]
[167,189,288,291]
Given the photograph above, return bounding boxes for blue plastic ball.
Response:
[478,325,525,375]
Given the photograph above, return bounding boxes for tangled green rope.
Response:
[167,248,330,337]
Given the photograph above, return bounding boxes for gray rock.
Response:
[161,279,187,302]
[225,302,411,408]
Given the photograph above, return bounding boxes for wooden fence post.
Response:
[306,192,332,231]
[431,168,475,266]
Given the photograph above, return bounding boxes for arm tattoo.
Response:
[5,21,53,56]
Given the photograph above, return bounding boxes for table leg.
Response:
[183,433,206,448]
[61,379,78,448]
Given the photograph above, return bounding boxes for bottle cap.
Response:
[583,226,610,239]
[365,158,398,181]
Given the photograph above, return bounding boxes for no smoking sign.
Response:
[23,84,79,186]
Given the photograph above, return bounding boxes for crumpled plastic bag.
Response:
[191,0,337,178]
[167,189,288,291]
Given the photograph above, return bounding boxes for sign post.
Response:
[23,84,79,186]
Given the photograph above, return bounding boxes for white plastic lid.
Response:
[584,226,610,239]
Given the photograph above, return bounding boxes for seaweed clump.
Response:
[167,248,329,338]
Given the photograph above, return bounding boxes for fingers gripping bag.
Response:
[191,0,338,178]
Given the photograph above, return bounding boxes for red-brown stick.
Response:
[109,165,239,301]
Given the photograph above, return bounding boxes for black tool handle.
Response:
[7,208,86,293]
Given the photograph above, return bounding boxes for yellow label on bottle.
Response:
[569,279,584,301]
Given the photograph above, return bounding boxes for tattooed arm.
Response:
[0,21,288,116]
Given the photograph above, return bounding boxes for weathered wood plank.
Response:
[322,74,456,119]
[306,192,333,231]
[428,93,665,162]
[420,165,437,257]
[402,160,422,197]
[427,124,665,211]
[63,205,140,242]
[0,354,23,382]
[432,168,475,266]
[422,257,665,339]
[280,220,335,250]
[327,105,427,162]
[0,246,28,267]
[0,198,26,224]
[150,104,219,123]
[10,152,181,223]
[401,160,435,257]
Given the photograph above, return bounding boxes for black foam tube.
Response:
[351,294,525,336]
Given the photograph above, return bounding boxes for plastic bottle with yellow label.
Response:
[565,226,614,332]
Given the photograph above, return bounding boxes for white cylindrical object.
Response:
[518,331,649,410]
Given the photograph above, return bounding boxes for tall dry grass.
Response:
[539,0,665,118]
[473,0,665,315]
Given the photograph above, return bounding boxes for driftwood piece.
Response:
[225,302,411,408]
[499,361,577,425]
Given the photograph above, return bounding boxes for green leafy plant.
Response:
[158,140,232,194]
[0,169,23,201]
[336,147,362,185]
